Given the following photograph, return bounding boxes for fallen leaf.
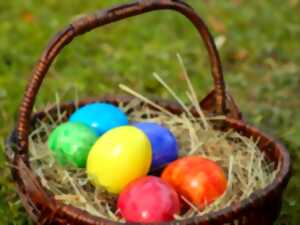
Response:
[231,0,243,6]
[234,49,249,61]
[208,16,226,33]
[21,11,34,23]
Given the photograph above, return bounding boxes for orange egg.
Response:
[161,156,227,209]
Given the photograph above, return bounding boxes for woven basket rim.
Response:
[6,0,292,223]
[5,95,291,225]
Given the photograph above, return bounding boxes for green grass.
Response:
[0,0,299,224]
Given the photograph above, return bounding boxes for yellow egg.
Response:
[86,126,152,193]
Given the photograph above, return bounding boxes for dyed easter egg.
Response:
[48,122,98,168]
[133,122,178,170]
[69,103,128,136]
[86,126,152,193]
[117,176,181,223]
[161,156,227,209]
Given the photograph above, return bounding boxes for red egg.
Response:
[117,176,181,223]
[161,156,227,209]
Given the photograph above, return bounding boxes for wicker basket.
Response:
[6,0,291,224]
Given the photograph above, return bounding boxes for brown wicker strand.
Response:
[6,0,291,224]
[16,0,226,152]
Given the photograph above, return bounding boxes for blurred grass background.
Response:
[0,0,299,224]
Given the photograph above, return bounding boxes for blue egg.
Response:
[69,103,128,136]
[133,122,178,170]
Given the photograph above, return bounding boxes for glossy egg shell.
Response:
[161,156,227,209]
[48,122,98,168]
[117,176,181,223]
[86,126,152,193]
[133,122,178,171]
[69,103,128,136]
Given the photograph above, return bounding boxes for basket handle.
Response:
[17,0,227,152]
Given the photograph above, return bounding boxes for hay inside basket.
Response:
[28,57,279,222]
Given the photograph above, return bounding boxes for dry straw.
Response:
[28,56,279,222]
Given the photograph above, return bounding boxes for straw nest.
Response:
[28,56,279,222]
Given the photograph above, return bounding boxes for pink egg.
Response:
[117,176,181,223]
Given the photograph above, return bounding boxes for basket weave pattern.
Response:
[6,1,290,225]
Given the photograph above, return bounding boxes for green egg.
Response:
[48,122,98,168]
